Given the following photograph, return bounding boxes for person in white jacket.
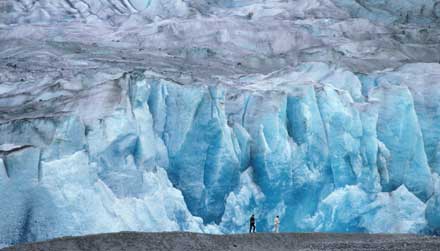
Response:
[274,215,280,233]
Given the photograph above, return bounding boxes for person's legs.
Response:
[249,224,252,233]
[275,224,279,233]
[252,224,256,232]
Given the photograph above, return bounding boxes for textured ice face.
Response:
[1,0,440,246]
[312,185,427,233]
[0,75,223,245]
[2,64,439,245]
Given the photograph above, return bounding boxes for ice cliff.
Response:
[1,0,440,246]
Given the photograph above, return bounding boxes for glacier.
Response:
[1,0,440,247]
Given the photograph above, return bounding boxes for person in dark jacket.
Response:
[249,214,256,233]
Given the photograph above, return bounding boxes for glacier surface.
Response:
[1,0,440,246]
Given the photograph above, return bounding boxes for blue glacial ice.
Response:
[2,62,440,246]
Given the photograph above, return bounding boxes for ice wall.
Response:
[0,74,217,246]
[1,62,440,246]
[2,0,440,246]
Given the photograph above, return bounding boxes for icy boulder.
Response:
[361,186,427,234]
[312,185,373,232]
[313,185,427,233]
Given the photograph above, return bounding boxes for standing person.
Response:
[274,215,280,233]
[249,214,256,233]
